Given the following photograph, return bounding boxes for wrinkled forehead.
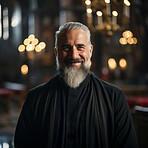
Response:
[57,29,88,45]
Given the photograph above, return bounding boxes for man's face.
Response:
[55,29,93,69]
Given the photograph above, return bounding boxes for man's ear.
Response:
[54,47,58,56]
[90,45,93,58]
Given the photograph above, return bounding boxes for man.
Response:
[14,22,138,148]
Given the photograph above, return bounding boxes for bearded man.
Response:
[14,22,138,148]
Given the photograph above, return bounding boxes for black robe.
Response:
[14,74,138,148]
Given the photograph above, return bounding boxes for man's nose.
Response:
[70,46,78,59]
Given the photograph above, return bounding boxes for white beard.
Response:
[56,56,90,88]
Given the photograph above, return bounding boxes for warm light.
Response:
[96,11,103,16]
[124,0,130,6]
[21,64,28,75]
[127,30,133,38]
[133,37,138,44]
[106,24,111,30]
[32,38,39,45]
[18,44,25,52]
[108,58,117,70]
[87,8,92,14]
[85,0,91,5]
[39,42,46,49]
[105,0,110,4]
[28,34,35,41]
[127,37,134,44]
[35,45,42,52]
[122,30,133,38]
[119,58,127,69]
[26,44,34,51]
[119,37,127,45]
[112,11,118,16]
[23,38,30,45]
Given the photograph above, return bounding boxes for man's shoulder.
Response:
[90,73,122,93]
[29,75,59,95]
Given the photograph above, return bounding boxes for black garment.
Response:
[14,74,138,148]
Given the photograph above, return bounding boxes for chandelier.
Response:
[84,0,131,36]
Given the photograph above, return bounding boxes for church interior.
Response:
[0,0,148,147]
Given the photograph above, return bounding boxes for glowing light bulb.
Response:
[21,64,28,75]
[23,38,30,45]
[32,38,39,45]
[112,11,118,16]
[18,44,25,52]
[85,0,91,5]
[108,58,117,70]
[26,44,34,51]
[87,8,92,14]
[28,34,35,41]
[119,58,127,69]
[127,37,134,44]
[105,0,110,4]
[124,0,130,6]
[133,37,138,44]
[35,45,42,52]
[119,37,127,45]
[96,11,103,16]
[39,42,46,49]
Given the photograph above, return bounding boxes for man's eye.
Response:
[77,46,85,50]
[62,46,71,52]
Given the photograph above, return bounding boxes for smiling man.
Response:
[55,28,93,88]
[14,22,138,148]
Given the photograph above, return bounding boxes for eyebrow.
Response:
[76,44,85,47]
[62,44,71,47]
[61,43,86,48]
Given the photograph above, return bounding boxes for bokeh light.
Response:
[119,37,127,45]
[87,8,92,14]
[133,37,138,44]
[105,0,110,4]
[35,45,42,52]
[124,0,130,6]
[85,0,91,5]
[127,37,134,44]
[32,38,39,45]
[122,30,133,38]
[119,58,127,69]
[108,58,117,70]
[18,44,25,52]
[96,11,103,16]
[26,44,34,51]
[28,34,35,41]
[112,11,118,16]
[23,38,30,45]
[21,64,28,75]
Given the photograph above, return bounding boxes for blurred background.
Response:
[0,0,148,147]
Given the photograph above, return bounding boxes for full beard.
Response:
[56,57,90,88]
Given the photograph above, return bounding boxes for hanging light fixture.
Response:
[83,0,131,36]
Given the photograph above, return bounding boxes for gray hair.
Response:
[55,22,91,50]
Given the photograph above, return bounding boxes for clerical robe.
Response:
[14,74,138,148]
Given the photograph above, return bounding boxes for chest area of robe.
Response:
[34,78,114,148]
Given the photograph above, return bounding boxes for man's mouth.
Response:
[65,58,84,66]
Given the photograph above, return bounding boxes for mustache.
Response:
[65,58,84,64]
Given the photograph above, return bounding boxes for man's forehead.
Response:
[59,29,87,40]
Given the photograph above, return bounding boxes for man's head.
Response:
[54,22,93,88]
